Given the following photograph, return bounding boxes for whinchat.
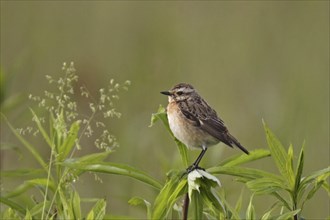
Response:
[161,83,249,171]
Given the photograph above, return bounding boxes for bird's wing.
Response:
[179,98,249,154]
[179,99,229,142]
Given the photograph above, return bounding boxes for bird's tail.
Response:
[227,133,249,155]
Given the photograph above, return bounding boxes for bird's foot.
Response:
[180,164,206,179]
[187,164,205,173]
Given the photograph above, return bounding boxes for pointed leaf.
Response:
[322,181,330,195]
[261,204,278,220]
[58,120,81,161]
[72,191,81,220]
[234,189,244,213]
[219,149,271,167]
[149,105,168,129]
[191,190,203,220]
[246,177,287,194]
[246,194,255,220]
[0,197,25,215]
[164,179,187,218]
[150,105,188,167]
[208,165,283,183]
[174,139,189,168]
[4,178,55,198]
[301,167,330,185]
[29,201,51,217]
[73,151,113,163]
[59,188,74,219]
[294,147,304,195]
[128,197,152,219]
[275,209,300,220]
[61,161,162,190]
[271,192,291,210]
[286,144,295,187]
[298,167,330,198]
[30,109,53,149]
[2,207,21,220]
[24,209,32,220]
[1,113,47,169]
[1,169,44,178]
[263,121,290,181]
[86,199,106,220]
[201,187,224,217]
[152,171,186,219]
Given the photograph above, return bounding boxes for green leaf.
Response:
[59,188,74,219]
[261,203,278,220]
[208,166,283,183]
[72,151,113,163]
[322,181,330,195]
[275,209,300,220]
[152,171,187,219]
[299,170,330,209]
[300,167,330,186]
[174,139,189,168]
[294,147,304,197]
[58,120,81,161]
[29,201,51,218]
[286,144,295,188]
[61,151,113,177]
[103,214,136,220]
[234,189,244,213]
[298,167,330,202]
[61,161,162,190]
[30,108,53,149]
[1,113,47,170]
[306,180,324,201]
[1,207,21,220]
[0,197,26,215]
[191,190,203,220]
[24,209,32,220]
[246,194,255,220]
[271,192,291,210]
[1,169,44,178]
[263,121,291,182]
[54,109,66,148]
[149,105,168,128]
[86,211,94,220]
[128,197,151,219]
[150,105,188,167]
[246,177,287,195]
[216,188,240,219]
[86,199,106,220]
[72,191,81,220]
[3,178,55,198]
[166,179,187,215]
[200,187,224,218]
[219,149,271,167]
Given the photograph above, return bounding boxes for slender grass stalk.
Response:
[182,193,189,220]
[41,152,54,219]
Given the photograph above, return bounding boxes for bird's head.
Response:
[161,83,196,102]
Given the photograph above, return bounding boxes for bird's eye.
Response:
[177,91,183,95]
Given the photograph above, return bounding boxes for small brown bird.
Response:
[161,83,249,171]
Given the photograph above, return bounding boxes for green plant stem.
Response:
[41,151,54,219]
[183,193,189,220]
[293,203,298,220]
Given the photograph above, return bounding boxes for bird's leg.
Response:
[186,147,207,173]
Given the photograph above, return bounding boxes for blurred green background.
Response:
[1,1,329,218]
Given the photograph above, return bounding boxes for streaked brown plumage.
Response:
[161,83,249,171]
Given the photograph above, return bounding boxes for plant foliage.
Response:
[1,64,329,219]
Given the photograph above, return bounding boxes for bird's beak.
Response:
[160,91,172,96]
